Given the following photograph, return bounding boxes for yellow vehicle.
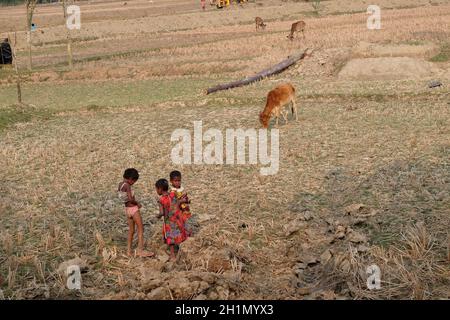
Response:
[216,0,230,8]
[215,0,246,9]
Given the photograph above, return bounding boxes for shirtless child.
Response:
[118,168,154,257]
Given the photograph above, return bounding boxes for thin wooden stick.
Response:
[8,32,22,105]
[62,0,74,70]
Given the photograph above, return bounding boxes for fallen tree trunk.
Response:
[206,48,309,95]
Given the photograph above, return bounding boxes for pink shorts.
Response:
[125,206,139,218]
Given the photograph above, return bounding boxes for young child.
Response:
[155,178,188,261]
[118,168,153,258]
[169,170,193,237]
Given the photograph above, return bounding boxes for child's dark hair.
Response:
[169,170,182,180]
[123,168,139,180]
[155,178,169,191]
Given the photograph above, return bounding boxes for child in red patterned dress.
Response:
[169,170,193,237]
[155,178,188,261]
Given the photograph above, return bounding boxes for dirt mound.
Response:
[28,71,60,83]
[338,57,440,80]
[138,270,241,300]
[352,41,439,59]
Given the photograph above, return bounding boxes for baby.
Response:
[169,170,192,237]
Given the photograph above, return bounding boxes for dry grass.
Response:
[346,223,449,299]
[3,0,449,74]
[0,0,449,300]
[1,94,448,299]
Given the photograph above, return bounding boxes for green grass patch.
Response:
[302,10,320,17]
[0,78,211,111]
[33,36,100,47]
[429,43,450,62]
[0,77,215,132]
[0,66,16,80]
[0,106,46,132]
[328,9,366,16]
[401,40,425,46]
[85,104,106,112]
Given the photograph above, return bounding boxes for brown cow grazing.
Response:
[287,21,306,40]
[255,17,267,31]
[259,83,298,128]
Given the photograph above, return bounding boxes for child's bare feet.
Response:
[136,250,154,258]
[168,245,177,262]
[169,251,177,262]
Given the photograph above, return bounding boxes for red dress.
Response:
[159,193,188,245]
[170,188,193,237]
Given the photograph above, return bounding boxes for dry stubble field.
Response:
[0,0,449,300]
